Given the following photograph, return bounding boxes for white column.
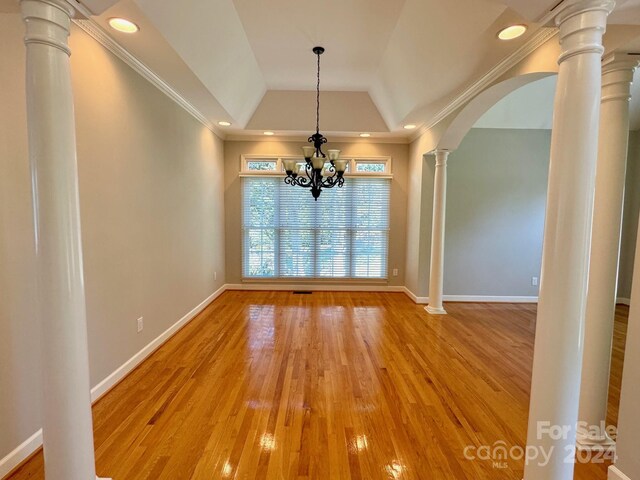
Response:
[21,1,108,479]
[578,54,638,451]
[425,149,449,315]
[524,1,613,479]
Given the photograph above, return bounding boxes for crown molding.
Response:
[72,18,225,140]
[409,25,559,143]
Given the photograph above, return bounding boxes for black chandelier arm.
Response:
[284,174,312,188]
[320,173,344,189]
[283,168,344,200]
[308,133,327,158]
[325,162,337,175]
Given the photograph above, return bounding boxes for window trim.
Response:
[239,154,393,178]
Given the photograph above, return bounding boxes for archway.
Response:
[438,72,557,151]
[442,74,556,301]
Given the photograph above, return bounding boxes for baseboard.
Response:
[616,297,631,306]
[401,289,538,305]
[443,295,538,303]
[402,287,429,304]
[608,466,632,480]
[90,284,226,402]
[226,283,406,293]
[0,430,43,479]
[0,285,226,480]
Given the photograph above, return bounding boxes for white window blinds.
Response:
[242,177,390,279]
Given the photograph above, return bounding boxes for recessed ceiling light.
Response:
[263,131,275,136]
[108,18,139,34]
[403,124,417,130]
[497,24,527,41]
[360,133,371,138]
[218,121,231,127]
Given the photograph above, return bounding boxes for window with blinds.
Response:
[242,176,390,279]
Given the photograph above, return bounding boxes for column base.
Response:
[576,431,616,452]
[425,305,447,315]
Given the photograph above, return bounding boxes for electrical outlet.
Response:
[532,276,539,287]
[214,271,217,281]
[137,317,144,333]
[392,268,399,277]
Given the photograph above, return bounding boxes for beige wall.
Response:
[446,129,550,296]
[404,139,432,298]
[0,13,41,467]
[0,13,225,464]
[223,140,409,286]
[619,130,640,300]
[404,120,455,299]
[614,210,640,479]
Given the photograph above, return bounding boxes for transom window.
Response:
[241,155,391,279]
[246,160,277,171]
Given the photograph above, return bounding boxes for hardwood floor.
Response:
[6,292,629,480]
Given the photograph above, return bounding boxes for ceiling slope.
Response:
[370,0,536,130]
[246,90,389,134]
[90,0,234,131]
[496,0,560,22]
[133,0,266,127]
[76,0,119,15]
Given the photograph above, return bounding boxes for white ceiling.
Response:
[231,0,407,92]
[88,0,553,136]
[610,0,640,24]
[7,0,640,138]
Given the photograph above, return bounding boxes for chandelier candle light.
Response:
[283,47,347,200]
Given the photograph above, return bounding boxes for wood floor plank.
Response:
[5,292,628,480]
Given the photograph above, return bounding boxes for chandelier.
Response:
[283,46,347,200]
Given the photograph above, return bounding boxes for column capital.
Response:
[554,0,614,64]
[602,52,640,74]
[21,0,75,56]
[431,149,450,167]
[601,53,639,103]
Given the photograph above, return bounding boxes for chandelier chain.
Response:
[316,51,321,135]
[283,46,344,200]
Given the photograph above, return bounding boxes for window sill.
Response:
[241,277,389,285]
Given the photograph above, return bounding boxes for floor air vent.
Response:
[293,291,313,295]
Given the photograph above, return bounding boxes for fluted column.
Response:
[425,149,449,315]
[21,1,107,478]
[577,54,638,451]
[524,1,613,479]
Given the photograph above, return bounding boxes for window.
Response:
[356,162,386,173]
[245,159,278,171]
[247,160,277,171]
[242,168,391,279]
